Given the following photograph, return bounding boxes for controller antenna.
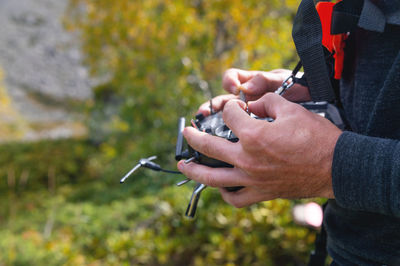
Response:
[120,155,181,183]
[175,117,186,160]
[185,183,207,218]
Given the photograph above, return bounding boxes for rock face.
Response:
[0,0,94,141]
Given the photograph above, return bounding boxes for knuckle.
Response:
[264,92,274,99]
[222,101,237,118]
[199,137,212,155]
[283,102,298,113]
[223,68,236,80]
[198,103,209,113]
[261,92,276,105]
[215,94,225,101]
[236,157,252,172]
[252,127,268,148]
[239,128,257,146]
[264,92,278,101]
[252,125,265,138]
[254,73,267,83]
[204,143,215,157]
[204,174,218,187]
[223,99,236,109]
[240,127,255,140]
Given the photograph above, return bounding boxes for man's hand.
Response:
[223,68,311,102]
[178,93,341,208]
[197,68,311,116]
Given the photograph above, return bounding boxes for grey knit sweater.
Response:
[324,21,400,265]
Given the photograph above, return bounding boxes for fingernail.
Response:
[237,100,247,110]
[177,161,184,171]
[230,99,246,110]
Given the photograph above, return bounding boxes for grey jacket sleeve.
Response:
[332,131,400,217]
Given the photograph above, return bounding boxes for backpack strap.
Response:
[291,0,400,102]
[292,0,336,102]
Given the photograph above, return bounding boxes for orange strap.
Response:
[316,1,347,80]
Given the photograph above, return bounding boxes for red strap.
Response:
[316,1,347,79]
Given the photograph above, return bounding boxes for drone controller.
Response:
[175,101,344,174]
[121,92,345,218]
[174,100,344,217]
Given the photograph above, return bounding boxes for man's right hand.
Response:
[198,68,312,116]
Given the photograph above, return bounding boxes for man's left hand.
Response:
[177,93,341,208]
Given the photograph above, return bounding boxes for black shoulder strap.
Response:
[292,0,336,102]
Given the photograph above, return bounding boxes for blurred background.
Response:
[0,0,320,265]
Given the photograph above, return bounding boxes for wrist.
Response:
[318,130,342,199]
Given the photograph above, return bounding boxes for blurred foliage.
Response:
[0,140,318,265]
[0,152,314,265]
[65,0,299,152]
[0,140,96,193]
[0,0,324,265]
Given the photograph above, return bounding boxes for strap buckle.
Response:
[275,74,295,96]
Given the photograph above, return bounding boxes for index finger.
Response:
[183,127,240,166]
[197,94,238,116]
[222,100,266,140]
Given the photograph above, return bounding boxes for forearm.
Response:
[332,131,400,217]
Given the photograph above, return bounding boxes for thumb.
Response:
[240,74,269,96]
[222,99,259,138]
[240,72,282,96]
[248,93,295,119]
